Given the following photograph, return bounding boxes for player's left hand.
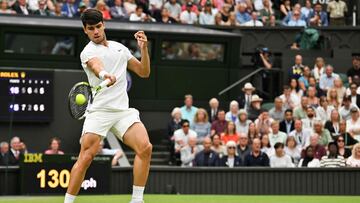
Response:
[134,31,148,50]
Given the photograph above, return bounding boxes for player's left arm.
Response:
[127,31,150,78]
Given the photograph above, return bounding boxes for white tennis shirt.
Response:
[80,40,134,111]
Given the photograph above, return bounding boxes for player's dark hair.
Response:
[81,9,103,27]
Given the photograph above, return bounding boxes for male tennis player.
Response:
[64,9,152,203]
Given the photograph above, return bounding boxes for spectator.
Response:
[259,0,273,25]
[290,78,303,98]
[8,136,23,165]
[301,106,317,129]
[219,3,231,23]
[235,109,252,134]
[44,137,64,155]
[221,121,239,145]
[211,134,226,158]
[194,137,219,166]
[336,135,351,159]
[225,100,240,123]
[180,134,202,167]
[129,6,154,22]
[348,83,360,108]
[289,119,311,149]
[61,0,77,18]
[313,119,333,147]
[50,2,64,17]
[298,66,311,91]
[320,142,345,167]
[181,0,199,15]
[307,86,319,108]
[214,12,225,25]
[247,95,263,121]
[260,134,273,157]
[74,1,87,17]
[208,98,219,123]
[110,0,128,20]
[270,142,294,167]
[269,97,285,121]
[242,11,263,26]
[333,78,346,103]
[327,88,341,109]
[235,3,251,25]
[168,107,184,165]
[280,109,295,134]
[300,0,312,21]
[247,122,260,142]
[280,85,300,110]
[312,57,325,82]
[180,1,198,24]
[289,55,304,80]
[191,108,211,143]
[123,0,136,15]
[279,0,291,20]
[338,120,358,147]
[0,141,9,165]
[327,0,347,26]
[222,11,240,26]
[301,133,326,160]
[97,140,123,166]
[319,65,339,93]
[174,120,197,157]
[298,146,321,167]
[254,109,273,135]
[267,14,278,26]
[347,57,360,84]
[211,109,228,136]
[33,0,50,16]
[282,3,306,25]
[237,82,256,111]
[286,9,306,27]
[12,0,29,15]
[285,136,301,165]
[346,143,360,167]
[164,0,181,22]
[346,107,360,142]
[220,141,242,167]
[324,109,341,138]
[0,0,15,14]
[308,2,328,26]
[199,1,216,25]
[237,133,251,164]
[294,96,309,120]
[244,138,270,166]
[180,94,198,125]
[340,96,358,121]
[316,96,335,122]
[269,120,287,147]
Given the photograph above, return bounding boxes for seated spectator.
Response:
[174,120,197,155]
[280,109,295,134]
[164,0,181,22]
[290,78,303,99]
[235,3,250,25]
[298,66,311,92]
[301,106,317,129]
[313,119,332,147]
[214,12,225,25]
[294,96,309,120]
[180,1,198,24]
[282,3,306,25]
[180,134,202,167]
[307,86,319,108]
[50,2,64,17]
[211,134,226,158]
[348,83,360,108]
[269,97,285,121]
[44,137,64,155]
[235,109,251,134]
[220,141,242,167]
[167,107,184,165]
[180,94,198,125]
[237,82,255,111]
[12,0,30,15]
[123,0,136,15]
[219,3,231,23]
[208,98,219,123]
[319,65,339,93]
[285,136,301,165]
[309,76,325,97]
[221,121,239,145]
[298,146,321,167]
[320,142,345,167]
[300,0,312,21]
[237,132,251,164]
[270,142,294,167]
[333,78,346,104]
[327,0,347,26]
[289,119,311,149]
[267,14,278,26]
[61,0,77,18]
[327,88,341,109]
[260,134,273,157]
[242,11,263,26]
[129,6,154,22]
[308,2,328,26]
[225,100,240,123]
[346,143,360,167]
[110,0,128,20]
[258,0,273,25]
[338,120,358,147]
[289,54,304,80]
[347,57,360,84]
[255,109,273,135]
[181,0,199,15]
[312,57,325,82]
[0,0,15,14]
[336,135,351,159]
[0,141,9,165]
[340,96,358,121]
[199,1,216,25]
[74,1,87,17]
[191,108,211,143]
[211,110,227,136]
[279,0,291,20]
[324,109,341,138]
[346,107,360,142]
[194,137,219,166]
[280,85,300,110]
[33,0,51,16]
[244,138,270,166]
[247,95,263,121]
[97,141,123,166]
[301,133,326,160]
[285,9,306,27]
[316,96,335,122]
[8,136,23,165]
[269,121,287,147]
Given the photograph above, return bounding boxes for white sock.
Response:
[64,193,76,203]
[131,185,145,202]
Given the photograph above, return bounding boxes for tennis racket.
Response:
[68,79,110,120]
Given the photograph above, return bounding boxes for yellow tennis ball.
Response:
[75,94,87,105]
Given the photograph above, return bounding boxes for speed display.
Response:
[0,68,54,122]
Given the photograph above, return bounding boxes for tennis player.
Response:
[64,9,152,203]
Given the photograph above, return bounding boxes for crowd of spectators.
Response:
[0,0,355,26]
[167,55,360,168]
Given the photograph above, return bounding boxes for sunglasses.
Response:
[182,125,189,127]
[337,140,344,143]
[228,146,236,149]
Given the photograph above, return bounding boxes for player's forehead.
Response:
[85,22,104,29]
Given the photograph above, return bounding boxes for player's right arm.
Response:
[86,57,116,86]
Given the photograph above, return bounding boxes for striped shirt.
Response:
[320,155,346,168]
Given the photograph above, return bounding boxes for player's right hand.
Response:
[104,74,116,87]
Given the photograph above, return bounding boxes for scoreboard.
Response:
[0,68,54,122]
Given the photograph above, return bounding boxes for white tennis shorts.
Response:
[82,108,141,141]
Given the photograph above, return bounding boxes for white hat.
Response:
[242,82,255,92]
[251,94,263,102]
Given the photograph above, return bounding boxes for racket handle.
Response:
[99,79,111,89]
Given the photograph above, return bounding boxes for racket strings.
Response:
[69,85,92,119]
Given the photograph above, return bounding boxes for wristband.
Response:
[98,70,108,80]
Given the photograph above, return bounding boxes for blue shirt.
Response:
[298,76,309,88]
[308,11,328,26]
[180,106,198,125]
[319,73,339,91]
[235,11,251,24]
[287,19,307,27]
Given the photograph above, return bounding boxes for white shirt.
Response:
[149,0,163,9]
[80,41,133,111]
[279,93,300,109]
[346,156,360,167]
[316,105,335,123]
[242,20,264,27]
[346,118,360,141]
[174,129,197,150]
[339,104,358,121]
[227,157,235,168]
[199,11,216,25]
[298,158,321,167]
[289,128,311,149]
[129,13,146,21]
[180,11,198,24]
[270,154,294,168]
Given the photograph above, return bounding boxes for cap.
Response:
[79,2,86,8]
[239,109,247,115]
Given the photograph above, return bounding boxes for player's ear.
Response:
[83,26,87,34]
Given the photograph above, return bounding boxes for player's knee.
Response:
[79,151,96,169]
[138,142,152,160]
